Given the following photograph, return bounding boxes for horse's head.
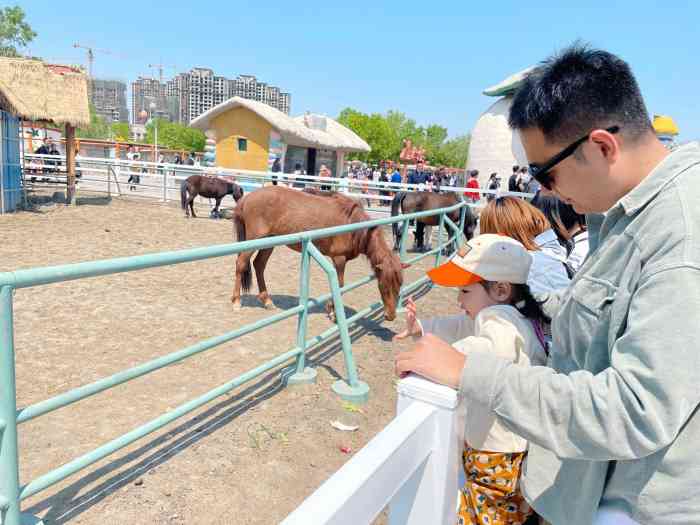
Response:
[229,183,244,202]
[462,205,478,241]
[367,227,405,321]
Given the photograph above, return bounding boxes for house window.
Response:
[237,137,248,152]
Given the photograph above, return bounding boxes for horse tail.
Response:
[391,192,407,242]
[233,209,252,293]
[180,180,188,210]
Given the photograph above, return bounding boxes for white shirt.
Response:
[419,305,547,452]
[567,230,590,272]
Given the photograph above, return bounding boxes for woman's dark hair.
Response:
[532,194,586,254]
[480,281,550,326]
[509,42,652,145]
[531,194,572,253]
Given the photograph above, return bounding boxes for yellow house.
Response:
[190,96,370,177]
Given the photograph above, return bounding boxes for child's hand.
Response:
[393,297,422,341]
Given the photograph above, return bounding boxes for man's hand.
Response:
[394,333,466,389]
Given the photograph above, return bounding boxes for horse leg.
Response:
[231,250,254,310]
[327,256,347,322]
[213,197,222,218]
[188,190,197,218]
[253,247,275,309]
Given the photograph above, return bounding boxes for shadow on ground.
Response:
[24,281,432,524]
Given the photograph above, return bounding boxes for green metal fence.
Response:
[0,201,470,525]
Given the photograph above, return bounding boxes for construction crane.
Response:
[72,43,113,79]
[148,62,178,84]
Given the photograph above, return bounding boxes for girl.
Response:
[479,196,570,294]
[395,234,549,525]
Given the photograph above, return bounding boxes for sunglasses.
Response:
[528,126,620,190]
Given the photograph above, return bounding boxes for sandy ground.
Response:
[0,189,458,525]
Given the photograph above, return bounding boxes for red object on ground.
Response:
[340,446,352,454]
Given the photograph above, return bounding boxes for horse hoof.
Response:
[232,301,242,311]
[263,301,274,310]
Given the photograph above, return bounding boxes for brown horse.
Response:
[231,186,405,321]
[180,175,244,218]
[391,191,477,252]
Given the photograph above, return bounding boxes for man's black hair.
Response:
[509,42,653,144]
[512,165,520,172]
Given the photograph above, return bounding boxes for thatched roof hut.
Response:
[191,96,370,153]
[0,57,89,127]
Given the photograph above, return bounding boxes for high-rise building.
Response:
[131,77,170,123]
[90,79,129,123]
[132,69,291,125]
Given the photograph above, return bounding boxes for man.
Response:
[486,172,500,202]
[508,164,520,192]
[395,44,700,524]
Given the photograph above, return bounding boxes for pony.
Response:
[390,191,477,252]
[180,175,244,218]
[231,186,405,321]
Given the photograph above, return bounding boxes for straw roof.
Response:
[191,96,370,153]
[0,57,89,127]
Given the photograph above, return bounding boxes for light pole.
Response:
[149,101,158,160]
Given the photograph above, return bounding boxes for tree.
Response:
[0,6,36,57]
[76,105,110,140]
[110,122,130,142]
[144,119,205,152]
[338,107,469,168]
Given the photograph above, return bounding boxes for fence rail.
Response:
[0,192,472,525]
[282,375,466,525]
[17,154,533,212]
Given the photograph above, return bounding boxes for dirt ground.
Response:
[0,190,458,525]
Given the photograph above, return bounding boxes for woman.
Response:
[319,164,331,191]
[479,196,570,295]
[534,195,589,273]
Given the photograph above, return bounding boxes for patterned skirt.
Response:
[457,447,533,525]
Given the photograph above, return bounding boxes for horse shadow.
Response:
[238,294,327,315]
[22,289,426,524]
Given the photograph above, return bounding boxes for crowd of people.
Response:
[394,43,698,525]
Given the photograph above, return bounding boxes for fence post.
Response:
[396,220,411,312]
[0,286,26,525]
[388,375,464,525]
[162,164,167,203]
[288,240,317,385]
[435,212,446,266]
[307,242,369,404]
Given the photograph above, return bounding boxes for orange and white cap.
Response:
[427,234,532,287]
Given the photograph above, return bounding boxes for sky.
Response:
[23,1,699,142]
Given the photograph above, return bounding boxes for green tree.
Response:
[434,134,470,168]
[145,119,205,152]
[338,107,469,168]
[0,6,36,57]
[110,122,130,142]
[77,104,110,140]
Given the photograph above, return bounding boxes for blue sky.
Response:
[24,1,699,141]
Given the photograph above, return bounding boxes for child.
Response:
[394,234,549,525]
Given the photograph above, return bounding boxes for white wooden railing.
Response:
[282,375,465,525]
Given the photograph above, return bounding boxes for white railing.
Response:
[20,153,533,209]
[282,375,465,525]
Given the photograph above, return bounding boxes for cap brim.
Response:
[426,261,483,287]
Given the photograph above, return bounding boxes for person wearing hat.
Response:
[395,234,550,525]
[395,44,700,525]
